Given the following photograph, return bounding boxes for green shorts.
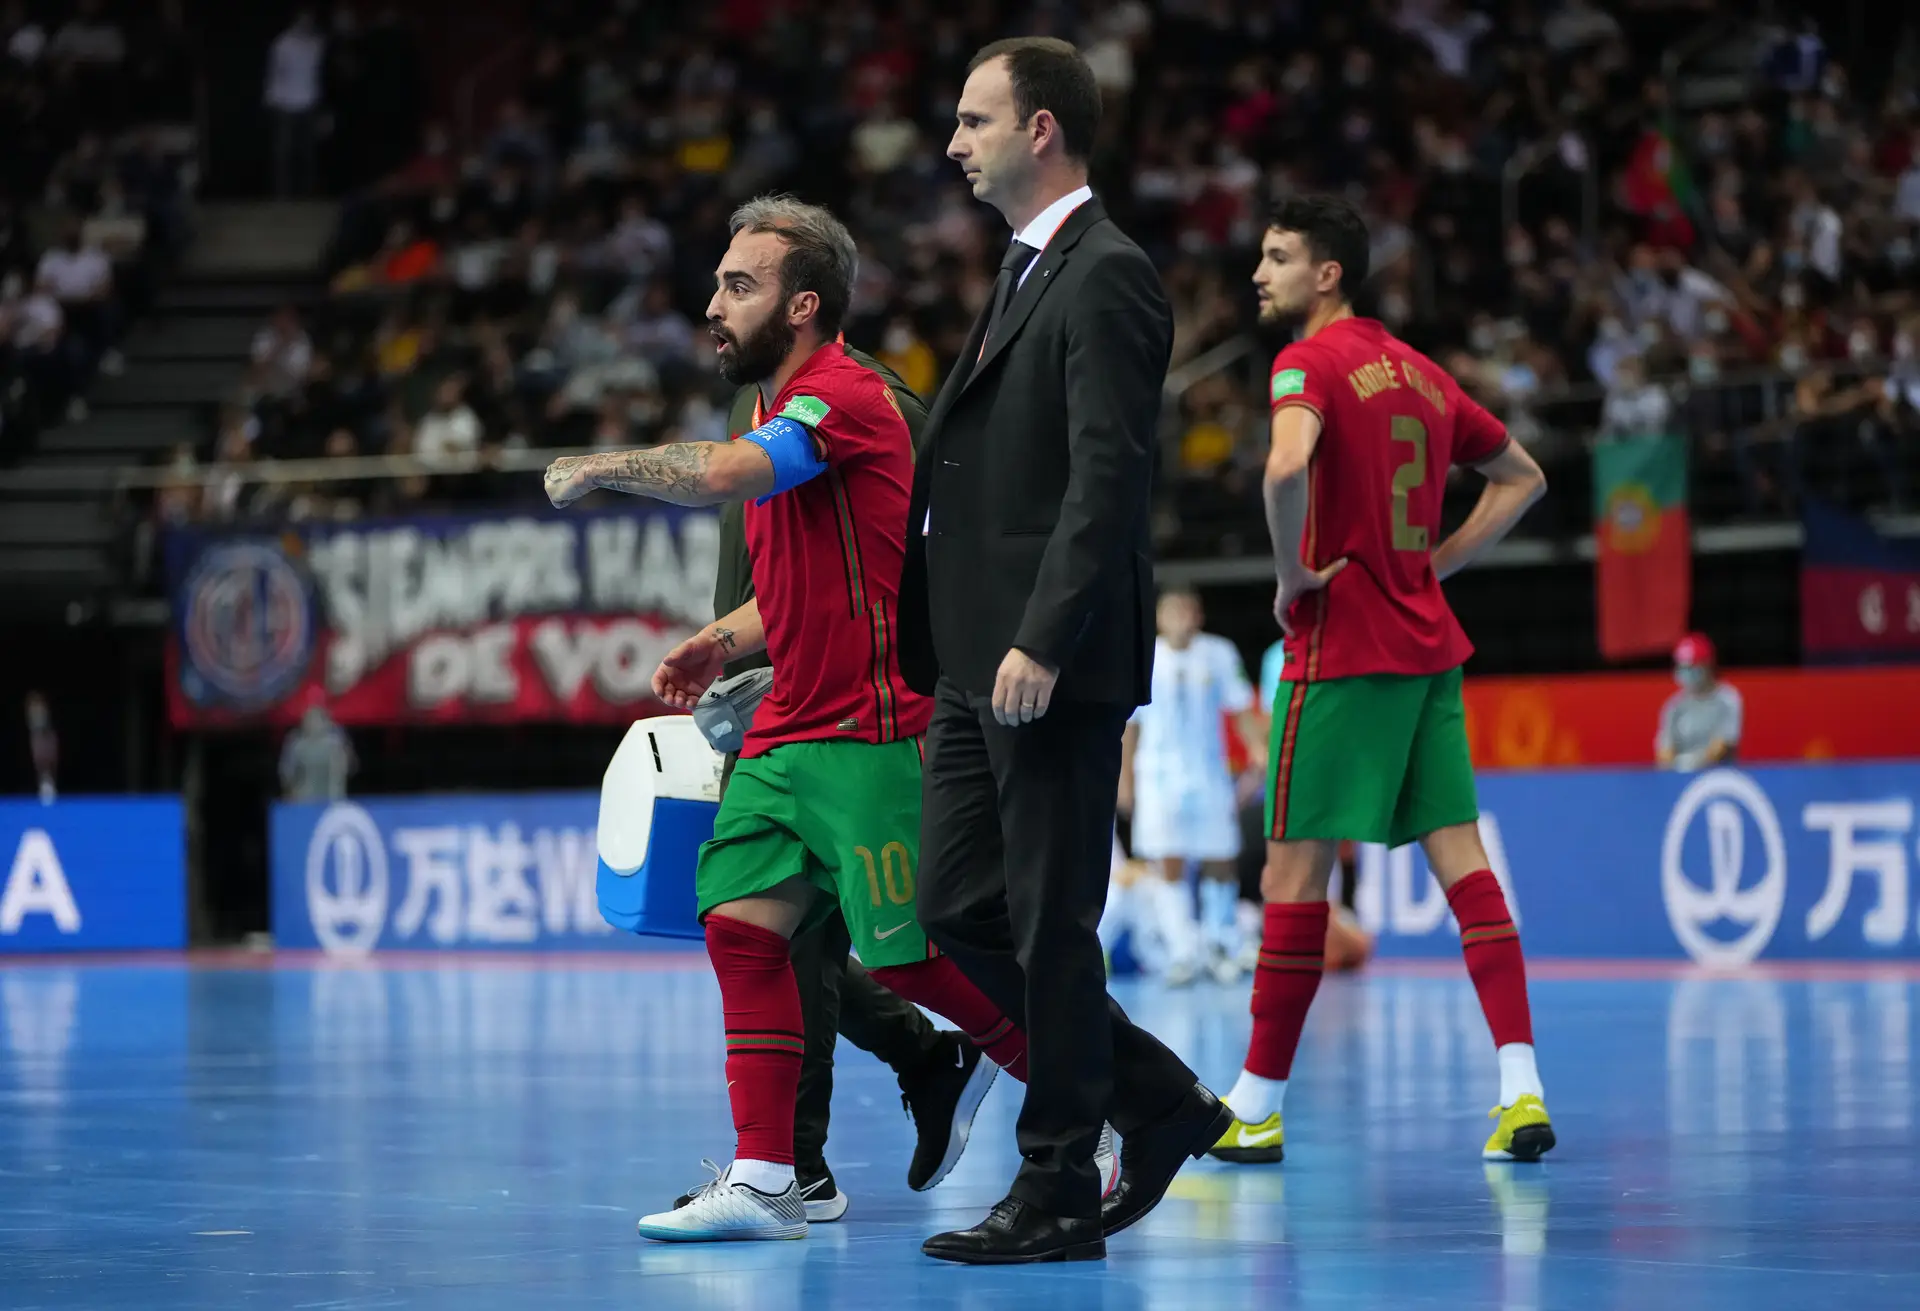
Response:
[696,737,932,969]
[1265,667,1479,849]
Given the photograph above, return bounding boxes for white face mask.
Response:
[1689,354,1720,383]
[1703,308,1729,334]
[1779,343,1809,372]
[884,325,913,354]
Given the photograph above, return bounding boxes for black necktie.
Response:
[984,239,1039,345]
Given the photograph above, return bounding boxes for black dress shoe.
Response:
[922,1196,1106,1265]
[1100,1084,1235,1238]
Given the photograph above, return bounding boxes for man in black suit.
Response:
[898,37,1232,1265]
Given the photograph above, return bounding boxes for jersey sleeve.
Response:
[787,367,909,469]
[1450,383,1511,466]
[1269,342,1331,420]
[1214,637,1255,713]
[1716,685,1744,745]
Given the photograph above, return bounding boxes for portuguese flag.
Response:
[1594,434,1690,661]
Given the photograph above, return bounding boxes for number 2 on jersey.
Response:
[1389,415,1430,551]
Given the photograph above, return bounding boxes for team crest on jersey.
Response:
[781,395,832,427]
[1271,368,1306,401]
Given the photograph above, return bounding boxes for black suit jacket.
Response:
[896,197,1171,707]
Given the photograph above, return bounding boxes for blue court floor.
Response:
[2,955,1917,1310]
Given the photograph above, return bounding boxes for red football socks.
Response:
[706,915,804,1165]
[870,956,1029,1083]
[1446,869,1534,1047]
[1245,901,1330,1080]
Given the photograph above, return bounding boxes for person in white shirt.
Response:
[1656,633,1742,772]
[1119,589,1265,985]
[250,305,314,399]
[264,9,326,197]
[412,375,483,470]
[36,224,119,381]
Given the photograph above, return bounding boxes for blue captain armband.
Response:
[739,414,828,504]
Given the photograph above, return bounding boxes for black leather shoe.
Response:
[922,1196,1106,1265]
[1100,1084,1235,1238]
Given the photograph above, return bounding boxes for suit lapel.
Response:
[961,197,1106,395]
[922,308,990,455]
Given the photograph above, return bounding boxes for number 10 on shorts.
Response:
[857,842,915,907]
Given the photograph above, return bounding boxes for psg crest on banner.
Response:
[175,539,316,709]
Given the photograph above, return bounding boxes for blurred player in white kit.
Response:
[1116,589,1265,984]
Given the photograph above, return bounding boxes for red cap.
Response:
[1674,632,1715,668]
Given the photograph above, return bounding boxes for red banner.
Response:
[165,507,714,728]
[1802,566,1920,660]
[1462,666,1920,770]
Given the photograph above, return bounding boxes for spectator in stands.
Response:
[264,9,326,198]
[411,375,482,472]
[49,0,123,66]
[1656,633,1741,772]
[4,2,45,65]
[36,221,120,385]
[14,271,73,425]
[1600,354,1672,439]
[250,305,313,401]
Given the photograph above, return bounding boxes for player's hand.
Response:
[991,648,1058,727]
[652,630,729,708]
[544,455,597,508]
[1273,558,1348,637]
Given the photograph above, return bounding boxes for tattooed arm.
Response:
[544,440,777,508]
[652,599,767,707]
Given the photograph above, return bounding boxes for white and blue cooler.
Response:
[595,715,724,940]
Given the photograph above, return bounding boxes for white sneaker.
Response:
[637,1160,808,1243]
[1209,949,1244,985]
[1096,1123,1120,1198]
[1162,957,1199,987]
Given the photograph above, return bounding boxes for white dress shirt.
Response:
[1010,184,1093,286]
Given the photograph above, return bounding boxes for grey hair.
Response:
[728,194,860,339]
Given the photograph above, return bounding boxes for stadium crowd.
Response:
[0,0,196,462]
[190,0,1920,543]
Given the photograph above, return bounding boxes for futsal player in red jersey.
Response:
[545,197,1053,1243]
[1208,194,1557,1166]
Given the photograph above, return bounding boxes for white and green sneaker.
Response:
[638,1160,808,1243]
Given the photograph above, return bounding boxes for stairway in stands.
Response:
[0,202,333,619]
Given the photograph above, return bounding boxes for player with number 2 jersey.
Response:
[1208,194,1558,1169]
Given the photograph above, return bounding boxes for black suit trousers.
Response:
[917,676,1197,1218]
[788,908,944,1173]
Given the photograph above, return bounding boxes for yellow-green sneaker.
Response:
[1207,1112,1284,1164]
[1482,1094,1555,1162]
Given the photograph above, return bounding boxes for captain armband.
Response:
[738,413,828,505]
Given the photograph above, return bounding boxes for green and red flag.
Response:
[1593,433,1691,661]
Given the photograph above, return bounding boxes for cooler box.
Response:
[596,715,724,939]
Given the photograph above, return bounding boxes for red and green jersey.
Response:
[740,342,931,755]
[1268,317,1510,682]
